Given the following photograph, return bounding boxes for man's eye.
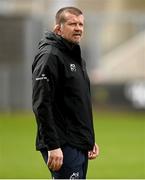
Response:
[68,22,83,27]
[70,23,76,26]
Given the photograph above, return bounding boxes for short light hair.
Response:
[55,7,83,25]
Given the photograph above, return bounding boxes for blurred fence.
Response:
[0,15,43,111]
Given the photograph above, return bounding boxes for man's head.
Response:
[53,7,84,44]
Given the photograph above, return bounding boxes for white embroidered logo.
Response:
[36,74,49,81]
[70,64,76,72]
[69,172,79,179]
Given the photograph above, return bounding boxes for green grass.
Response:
[0,110,145,178]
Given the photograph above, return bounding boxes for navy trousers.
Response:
[40,145,88,179]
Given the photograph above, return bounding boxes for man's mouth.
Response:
[73,33,81,37]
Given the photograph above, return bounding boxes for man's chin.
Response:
[66,38,81,44]
[72,39,81,44]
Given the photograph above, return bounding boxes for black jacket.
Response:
[32,32,95,151]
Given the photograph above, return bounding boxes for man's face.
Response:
[59,12,84,44]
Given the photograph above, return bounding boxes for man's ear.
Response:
[53,24,61,35]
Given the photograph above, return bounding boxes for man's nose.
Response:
[74,24,82,31]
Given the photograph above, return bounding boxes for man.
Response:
[32,7,99,179]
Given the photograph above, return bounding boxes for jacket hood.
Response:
[39,31,61,48]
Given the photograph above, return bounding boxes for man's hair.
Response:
[55,7,83,25]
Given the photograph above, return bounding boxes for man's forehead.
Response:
[64,12,84,22]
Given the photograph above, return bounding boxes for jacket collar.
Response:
[60,36,82,59]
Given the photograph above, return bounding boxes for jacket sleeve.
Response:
[32,53,60,150]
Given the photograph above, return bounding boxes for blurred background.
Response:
[0,0,145,179]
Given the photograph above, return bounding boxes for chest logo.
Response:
[70,64,76,72]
